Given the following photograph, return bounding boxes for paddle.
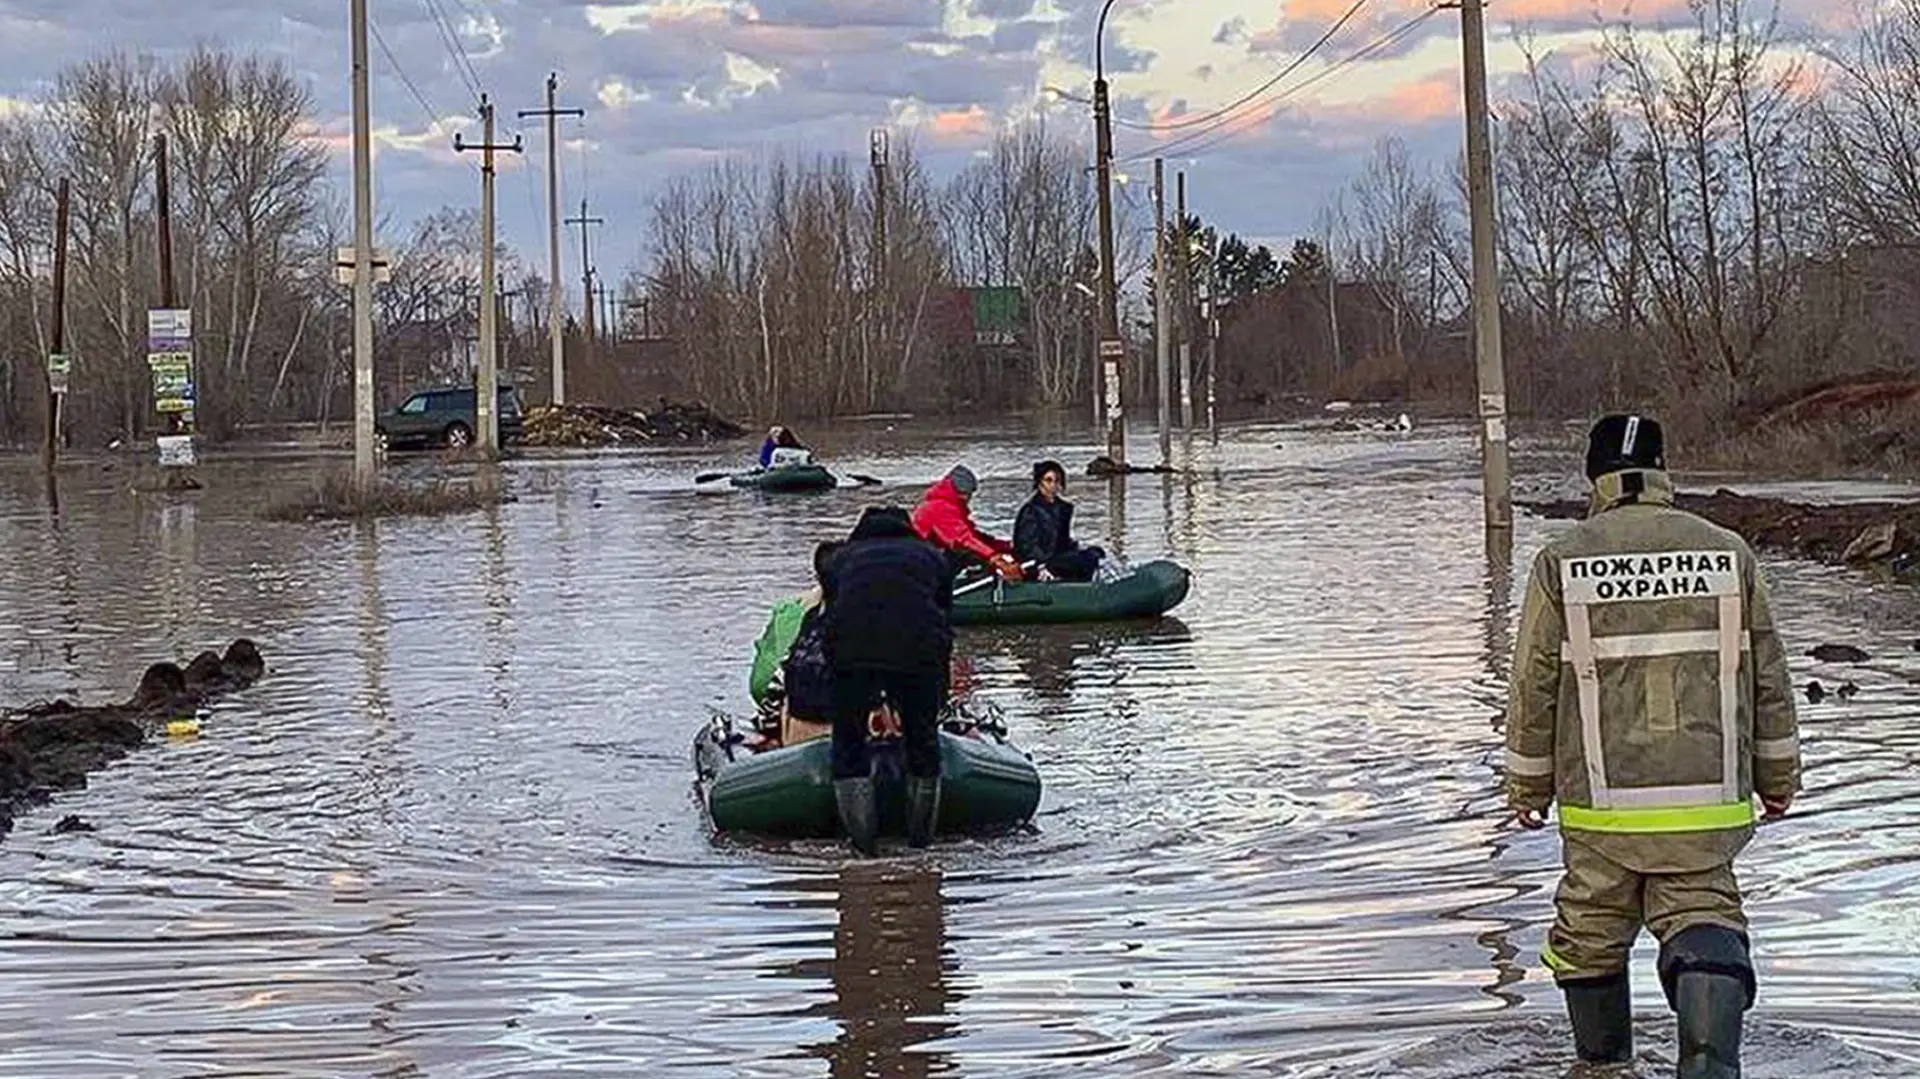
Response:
[954,560,1039,598]
[694,470,731,485]
[845,473,883,487]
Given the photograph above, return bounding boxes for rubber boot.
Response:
[1562,972,1634,1065]
[834,777,878,857]
[905,776,941,849]
[1674,972,1744,1079]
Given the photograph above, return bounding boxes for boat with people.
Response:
[693,703,1041,839]
[951,558,1192,626]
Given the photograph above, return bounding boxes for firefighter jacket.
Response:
[1505,469,1802,873]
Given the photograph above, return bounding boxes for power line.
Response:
[1128,4,1441,163]
[1122,0,1373,138]
[369,15,442,129]
[421,0,484,98]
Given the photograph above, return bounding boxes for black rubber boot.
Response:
[1674,972,1744,1079]
[905,776,941,849]
[1562,971,1634,1065]
[834,777,878,856]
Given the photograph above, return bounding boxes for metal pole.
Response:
[519,75,582,406]
[1153,157,1170,468]
[1462,0,1512,529]
[350,0,377,489]
[46,178,69,482]
[1094,0,1126,465]
[1176,170,1193,431]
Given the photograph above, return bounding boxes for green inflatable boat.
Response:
[694,711,1041,839]
[728,463,838,492]
[951,558,1192,626]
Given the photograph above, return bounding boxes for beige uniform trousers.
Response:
[1543,836,1748,982]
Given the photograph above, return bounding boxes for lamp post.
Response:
[1094,0,1127,466]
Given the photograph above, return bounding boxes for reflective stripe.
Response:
[1563,602,1610,808]
[1604,783,1730,808]
[1561,799,1756,834]
[1505,749,1555,777]
[1542,944,1575,974]
[1717,594,1742,803]
[1560,630,1752,661]
[1756,734,1799,760]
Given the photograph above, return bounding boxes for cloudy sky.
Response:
[0,0,1857,310]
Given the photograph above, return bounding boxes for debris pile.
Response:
[1,639,266,837]
[520,401,746,447]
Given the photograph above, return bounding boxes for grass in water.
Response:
[263,468,512,522]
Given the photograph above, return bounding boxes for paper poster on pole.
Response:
[47,352,70,396]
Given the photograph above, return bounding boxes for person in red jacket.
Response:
[911,465,1025,581]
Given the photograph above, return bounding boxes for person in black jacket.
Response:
[822,505,955,854]
[1013,460,1106,583]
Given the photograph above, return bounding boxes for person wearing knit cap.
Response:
[909,465,1024,581]
[1506,413,1800,1078]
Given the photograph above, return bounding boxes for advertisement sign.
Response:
[47,352,70,395]
[147,308,195,415]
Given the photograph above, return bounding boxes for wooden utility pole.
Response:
[1461,0,1512,529]
[1153,158,1171,467]
[45,178,70,483]
[566,199,603,364]
[1206,233,1219,445]
[519,74,584,406]
[454,95,523,452]
[350,0,378,488]
[1176,170,1193,431]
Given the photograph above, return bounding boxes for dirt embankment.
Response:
[1520,490,1920,570]
[0,639,264,836]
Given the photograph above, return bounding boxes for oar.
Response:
[694,469,739,485]
[845,473,883,487]
[955,561,1039,597]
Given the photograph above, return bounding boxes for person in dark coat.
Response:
[822,505,956,854]
[1013,460,1106,582]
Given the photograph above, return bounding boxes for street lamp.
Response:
[1093,0,1127,466]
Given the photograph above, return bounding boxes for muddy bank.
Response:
[0,639,264,836]
[520,401,746,447]
[1519,489,1920,569]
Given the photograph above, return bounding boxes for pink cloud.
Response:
[927,105,991,139]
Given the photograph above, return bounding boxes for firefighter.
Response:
[1505,414,1801,1079]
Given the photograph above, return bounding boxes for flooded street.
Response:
[0,420,1916,1077]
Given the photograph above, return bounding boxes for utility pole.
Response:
[1176,170,1193,431]
[156,135,176,310]
[1326,244,1343,375]
[1153,158,1171,467]
[566,199,603,364]
[869,128,888,409]
[1461,0,1512,529]
[1094,0,1127,465]
[519,74,583,406]
[454,95,523,453]
[45,177,70,484]
[1206,245,1220,445]
[350,0,377,488]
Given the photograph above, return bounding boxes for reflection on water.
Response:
[0,421,1914,1077]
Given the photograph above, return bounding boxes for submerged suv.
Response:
[377,385,526,450]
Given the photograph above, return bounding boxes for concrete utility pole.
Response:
[1094,0,1126,465]
[1461,0,1512,529]
[1206,245,1220,445]
[519,74,583,406]
[349,0,378,488]
[454,95,523,453]
[1176,170,1193,431]
[1153,158,1171,468]
[566,199,603,365]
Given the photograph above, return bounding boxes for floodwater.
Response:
[0,418,1916,1078]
